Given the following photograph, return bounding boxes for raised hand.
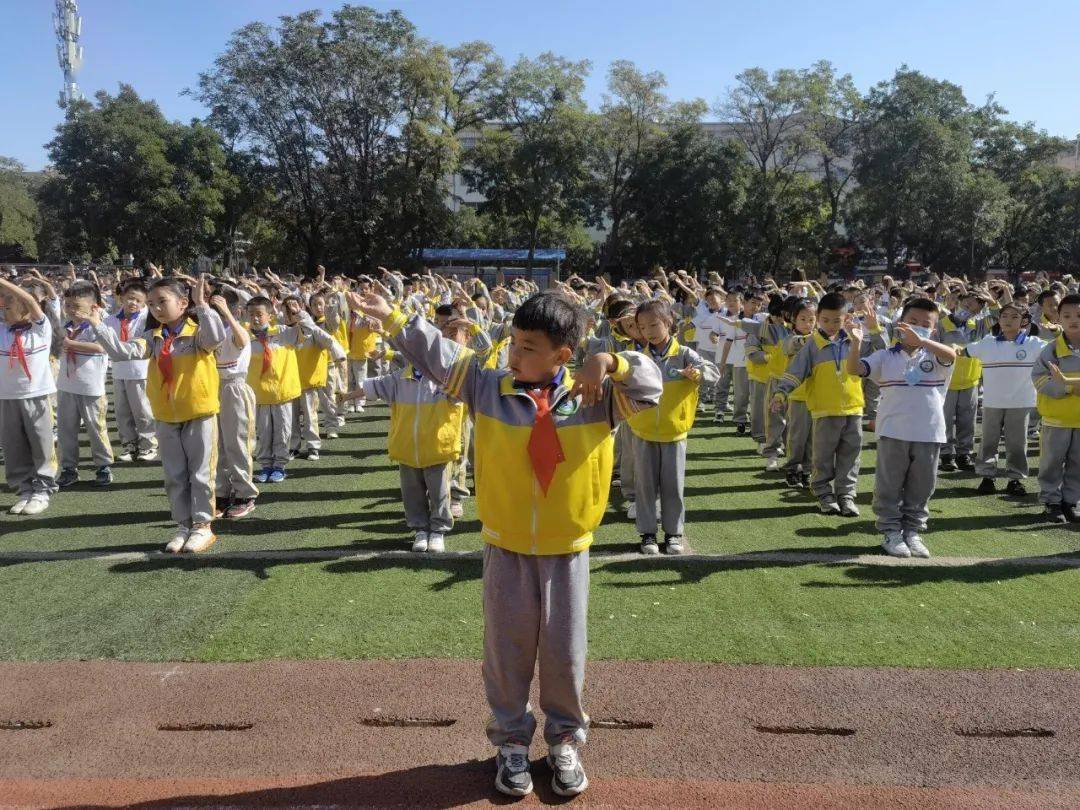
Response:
[571,353,613,407]
[346,291,393,322]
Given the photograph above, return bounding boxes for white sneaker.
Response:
[547,741,588,797]
[450,501,464,518]
[626,502,637,520]
[183,527,217,553]
[9,497,30,515]
[904,532,931,558]
[412,531,429,552]
[325,432,339,439]
[765,457,779,471]
[355,403,365,413]
[757,442,766,455]
[495,743,533,797]
[881,532,911,558]
[116,450,134,463]
[427,533,445,552]
[20,494,49,516]
[138,449,158,462]
[165,526,189,553]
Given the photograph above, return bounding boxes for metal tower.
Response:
[54,0,84,108]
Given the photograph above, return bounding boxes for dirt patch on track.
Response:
[1,659,1078,807]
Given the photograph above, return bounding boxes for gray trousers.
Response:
[784,400,813,472]
[452,417,472,499]
[616,423,635,503]
[943,386,978,456]
[483,543,589,748]
[348,359,370,396]
[57,391,113,470]
[1038,426,1080,506]
[862,377,880,421]
[977,407,1029,480]
[216,378,259,502]
[290,388,321,452]
[1,396,57,496]
[157,415,216,527]
[320,365,344,429]
[749,380,766,442]
[873,436,940,533]
[730,366,750,426]
[811,415,862,501]
[633,437,686,536]
[697,349,716,407]
[256,402,293,469]
[714,362,732,415]
[400,462,452,533]
[763,378,787,459]
[113,378,156,453]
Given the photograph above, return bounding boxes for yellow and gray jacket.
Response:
[364,363,466,468]
[627,337,719,443]
[1032,335,1080,428]
[743,318,789,384]
[774,329,866,418]
[383,309,663,555]
[935,311,994,391]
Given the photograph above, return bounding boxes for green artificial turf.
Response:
[0,402,1077,666]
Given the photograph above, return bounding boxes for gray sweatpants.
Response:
[216,378,259,502]
[714,362,732,416]
[290,388,321,452]
[783,399,813,473]
[697,349,716,408]
[862,377,880,421]
[811,415,862,501]
[730,366,750,426]
[1,396,57,496]
[763,378,786,459]
[617,423,635,503]
[348,359,370,396]
[633,437,686,537]
[57,391,113,470]
[256,402,293,469]
[749,380,766,442]
[320,365,344,429]
[873,436,940,533]
[977,407,1029,480]
[452,416,472,499]
[483,543,589,748]
[400,462,452,533]
[113,378,156,454]
[943,386,978,457]
[1038,426,1080,506]
[157,415,217,527]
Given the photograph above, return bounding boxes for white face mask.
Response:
[910,325,932,340]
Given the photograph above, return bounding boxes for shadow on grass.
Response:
[323,553,482,592]
[802,551,1080,589]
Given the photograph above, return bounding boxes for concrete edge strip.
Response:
[0,548,1078,569]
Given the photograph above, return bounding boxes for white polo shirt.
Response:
[861,346,954,443]
[104,308,150,381]
[57,321,109,397]
[215,326,251,381]
[0,317,56,400]
[964,333,1048,409]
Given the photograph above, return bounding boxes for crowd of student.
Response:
[0,261,1078,796]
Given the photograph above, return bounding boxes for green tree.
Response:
[0,158,39,261]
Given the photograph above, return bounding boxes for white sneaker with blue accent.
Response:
[547,740,588,797]
[495,743,533,796]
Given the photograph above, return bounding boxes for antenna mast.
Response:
[54,0,84,108]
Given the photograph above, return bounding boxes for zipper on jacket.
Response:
[413,377,421,468]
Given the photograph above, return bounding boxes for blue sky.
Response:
[4,0,1080,170]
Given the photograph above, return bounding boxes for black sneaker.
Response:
[495,744,533,797]
[93,466,113,486]
[939,455,957,472]
[640,535,660,555]
[1064,503,1080,524]
[785,470,799,488]
[1044,504,1067,524]
[1005,479,1026,497]
[976,477,996,495]
[56,468,79,488]
[800,472,811,489]
[736,423,747,436]
[956,454,975,471]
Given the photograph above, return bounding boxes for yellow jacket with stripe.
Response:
[383,309,663,555]
[89,306,225,423]
[347,312,380,360]
[296,318,348,390]
[936,312,993,391]
[1032,335,1080,428]
[364,363,466,468]
[627,337,719,443]
[774,329,865,418]
[743,318,787,384]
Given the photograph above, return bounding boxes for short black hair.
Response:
[635,298,675,325]
[1037,289,1060,306]
[117,278,147,297]
[511,291,587,349]
[1059,293,1080,312]
[900,297,939,320]
[817,292,847,313]
[607,298,636,321]
[247,295,273,310]
[64,280,101,305]
[434,303,455,318]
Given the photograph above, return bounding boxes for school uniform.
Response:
[761,321,793,461]
[585,331,639,503]
[780,334,814,476]
[774,330,867,505]
[381,307,662,751]
[936,312,993,460]
[720,315,754,427]
[248,323,311,470]
[744,321,772,443]
[0,317,57,497]
[364,363,466,534]
[860,345,954,535]
[104,308,156,456]
[965,333,1047,480]
[346,311,380,399]
[1032,335,1080,507]
[56,321,114,473]
[215,329,259,504]
[290,321,348,454]
[90,308,226,526]
[627,338,718,538]
[321,301,351,430]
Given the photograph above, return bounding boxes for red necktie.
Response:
[256,332,272,373]
[119,314,131,341]
[158,331,176,396]
[525,387,565,496]
[9,327,30,380]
